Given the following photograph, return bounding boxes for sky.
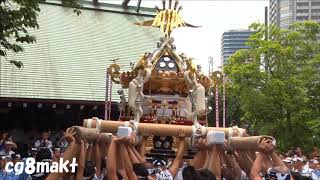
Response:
[105,0,269,74]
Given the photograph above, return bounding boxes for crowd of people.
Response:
[0,129,319,180]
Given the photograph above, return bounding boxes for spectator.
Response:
[302,159,320,179]
[0,141,15,156]
[292,157,305,173]
[0,132,8,151]
[11,153,21,165]
[0,155,12,179]
[34,131,53,149]
[31,148,53,180]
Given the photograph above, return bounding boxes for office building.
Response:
[221,30,252,65]
[270,0,320,29]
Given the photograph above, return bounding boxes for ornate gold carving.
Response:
[107,59,121,84]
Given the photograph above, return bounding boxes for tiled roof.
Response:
[0,3,162,102]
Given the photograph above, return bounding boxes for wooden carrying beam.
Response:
[83,119,245,137]
[229,136,275,150]
[71,126,112,144]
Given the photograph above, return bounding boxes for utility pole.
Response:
[264,6,269,72]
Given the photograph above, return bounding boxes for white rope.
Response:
[184,71,193,84]
[228,127,233,140]
[190,124,206,148]
[124,121,130,127]
[239,128,245,137]
[129,120,139,132]
[87,119,92,129]
[96,119,101,132]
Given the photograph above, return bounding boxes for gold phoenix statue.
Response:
[135,0,200,36]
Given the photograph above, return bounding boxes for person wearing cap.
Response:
[0,140,15,157]
[34,130,53,150]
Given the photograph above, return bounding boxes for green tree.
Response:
[0,0,81,68]
[224,21,320,151]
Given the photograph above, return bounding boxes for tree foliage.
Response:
[0,0,82,68]
[224,21,320,151]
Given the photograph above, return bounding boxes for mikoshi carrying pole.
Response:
[83,118,246,138]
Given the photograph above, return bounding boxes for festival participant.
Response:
[190,137,207,169]
[0,132,17,151]
[76,140,85,180]
[173,160,187,180]
[31,148,52,179]
[224,151,247,180]
[57,131,69,153]
[34,131,53,149]
[302,159,320,179]
[197,169,217,180]
[133,163,152,179]
[282,157,294,171]
[11,153,21,165]
[52,147,61,162]
[0,155,11,179]
[292,157,305,174]
[182,166,198,180]
[208,144,222,180]
[250,138,292,180]
[155,131,186,180]
[9,153,32,180]
[0,132,7,150]
[0,140,15,156]
[46,128,78,180]
[107,135,133,180]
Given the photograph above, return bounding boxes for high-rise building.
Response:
[221,30,252,65]
[270,0,320,29]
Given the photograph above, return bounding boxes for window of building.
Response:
[297,2,309,6]
[296,16,309,21]
[280,11,293,18]
[280,18,293,24]
[280,0,290,5]
[311,2,320,6]
[297,9,309,13]
[280,5,290,11]
[312,9,320,13]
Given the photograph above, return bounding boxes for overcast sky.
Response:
[105,0,268,74]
